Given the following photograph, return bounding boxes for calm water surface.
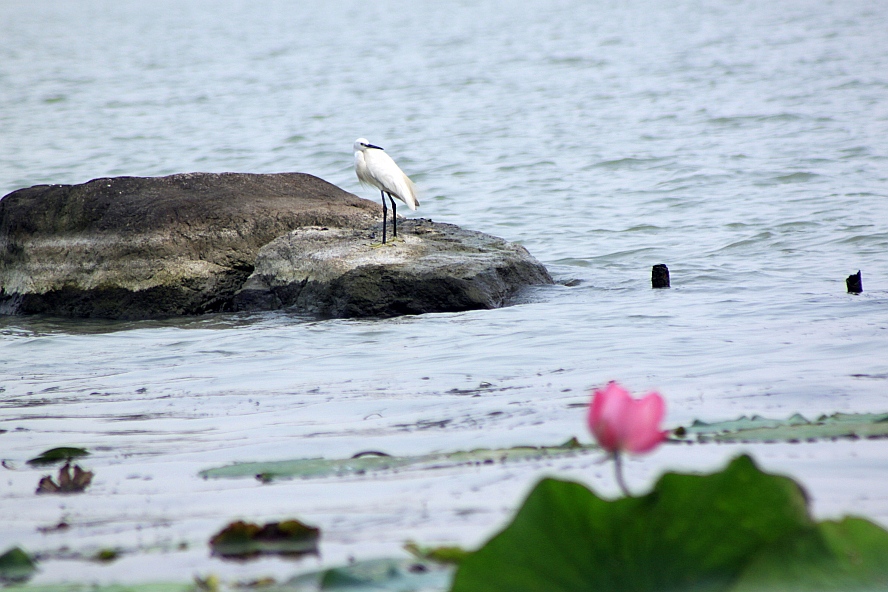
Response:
[1,0,887,584]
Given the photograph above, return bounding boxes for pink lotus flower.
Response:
[588,382,667,455]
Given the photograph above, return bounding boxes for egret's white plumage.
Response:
[354,138,418,210]
[354,138,418,244]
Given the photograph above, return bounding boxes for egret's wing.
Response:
[354,151,375,188]
[364,150,419,210]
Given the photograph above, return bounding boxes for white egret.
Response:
[353,138,418,244]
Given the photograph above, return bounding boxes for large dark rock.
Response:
[0,172,552,319]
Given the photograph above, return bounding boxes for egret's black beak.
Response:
[366,143,384,151]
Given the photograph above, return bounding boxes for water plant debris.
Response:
[404,541,470,565]
[209,519,320,559]
[35,463,94,494]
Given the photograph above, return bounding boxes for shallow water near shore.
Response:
[2,0,888,585]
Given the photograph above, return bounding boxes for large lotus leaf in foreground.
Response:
[451,455,888,592]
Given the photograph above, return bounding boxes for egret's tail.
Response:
[403,177,419,211]
[390,173,418,210]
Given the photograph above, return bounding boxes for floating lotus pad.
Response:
[287,558,452,591]
[200,413,888,482]
[675,412,888,443]
[199,440,596,481]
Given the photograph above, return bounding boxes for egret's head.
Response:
[353,138,383,152]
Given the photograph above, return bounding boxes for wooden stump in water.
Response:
[846,270,862,294]
[652,264,670,289]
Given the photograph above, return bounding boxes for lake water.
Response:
[2,0,888,585]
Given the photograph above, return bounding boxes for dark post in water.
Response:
[846,270,862,294]
[652,264,670,289]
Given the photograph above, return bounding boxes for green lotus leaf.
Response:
[730,518,888,591]
[26,447,90,466]
[675,412,888,443]
[451,455,888,592]
[0,546,37,584]
[200,441,598,481]
[286,558,453,591]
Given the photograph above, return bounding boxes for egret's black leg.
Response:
[380,190,387,244]
[388,194,398,237]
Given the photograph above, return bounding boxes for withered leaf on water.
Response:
[36,463,93,494]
